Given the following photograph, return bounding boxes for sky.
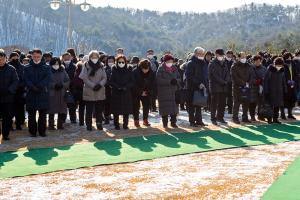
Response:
[86,0,300,13]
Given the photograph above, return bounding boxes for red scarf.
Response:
[163,63,175,73]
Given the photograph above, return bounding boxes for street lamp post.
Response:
[49,0,91,48]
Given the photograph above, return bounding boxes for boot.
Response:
[134,120,140,128]
[143,119,151,127]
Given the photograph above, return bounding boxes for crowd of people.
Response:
[0,46,299,141]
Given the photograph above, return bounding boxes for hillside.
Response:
[0,0,299,57]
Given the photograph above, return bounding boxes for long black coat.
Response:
[104,65,113,102]
[8,60,25,103]
[231,61,253,99]
[250,65,267,103]
[185,56,208,102]
[264,65,287,107]
[109,66,134,115]
[208,58,231,94]
[283,63,298,107]
[0,64,19,104]
[24,61,51,110]
[132,67,155,98]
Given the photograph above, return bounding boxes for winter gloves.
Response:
[54,83,64,90]
[93,84,102,91]
[170,78,178,86]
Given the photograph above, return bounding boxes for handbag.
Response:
[175,89,188,104]
[240,87,250,102]
[192,89,208,107]
[64,91,75,104]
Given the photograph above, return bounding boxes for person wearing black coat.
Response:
[132,59,155,127]
[264,57,287,124]
[62,52,77,124]
[231,52,254,124]
[8,52,25,130]
[224,50,234,114]
[208,49,231,125]
[72,61,86,126]
[24,49,51,137]
[0,51,19,141]
[103,56,114,124]
[280,52,298,120]
[249,55,267,121]
[109,55,134,130]
[185,47,208,127]
[147,49,159,112]
[293,50,300,96]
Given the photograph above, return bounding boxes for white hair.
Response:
[194,47,205,54]
[88,50,100,59]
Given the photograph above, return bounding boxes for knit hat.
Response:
[163,54,174,62]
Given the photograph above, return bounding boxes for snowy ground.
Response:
[0,108,300,199]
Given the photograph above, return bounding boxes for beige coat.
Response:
[79,62,107,101]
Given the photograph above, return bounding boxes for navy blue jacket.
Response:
[0,63,19,104]
[24,60,51,110]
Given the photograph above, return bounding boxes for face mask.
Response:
[33,60,41,64]
[240,58,247,63]
[118,63,125,68]
[217,56,224,61]
[226,57,232,61]
[198,56,204,60]
[64,60,71,65]
[166,63,173,68]
[108,63,114,67]
[52,65,60,70]
[46,62,50,65]
[91,59,98,64]
[276,66,282,71]
[132,64,137,68]
[147,55,154,59]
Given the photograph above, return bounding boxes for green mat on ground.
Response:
[1,122,300,179]
[262,155,300,200]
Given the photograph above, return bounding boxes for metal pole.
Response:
[67,0,72,47]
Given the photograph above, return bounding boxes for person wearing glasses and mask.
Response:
[109,55,134,130]
[79,50,107,131]
[156,54,181,129]
[208,49,231,126]
[48,57,70,130]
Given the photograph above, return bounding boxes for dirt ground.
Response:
[0,110,300,199]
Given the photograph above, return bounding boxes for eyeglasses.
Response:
[118,62,125,64]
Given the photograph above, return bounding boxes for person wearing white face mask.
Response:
[24,48,51,137]
[224,50,234,114]
[48,57,70,130]
[231,51,253,124]
[147,49,159,112]
[156,54,181,129]
[109,55,134,130]
[185,47,208,127]
[263,57,287,124]
[79,50,107,131]
[62,52,77,124]
[208,49,231,125]
[103,55,115,125]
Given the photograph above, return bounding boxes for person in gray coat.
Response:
[79,50,107,131]
[156,54,181,128]
[48,57,70,130]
